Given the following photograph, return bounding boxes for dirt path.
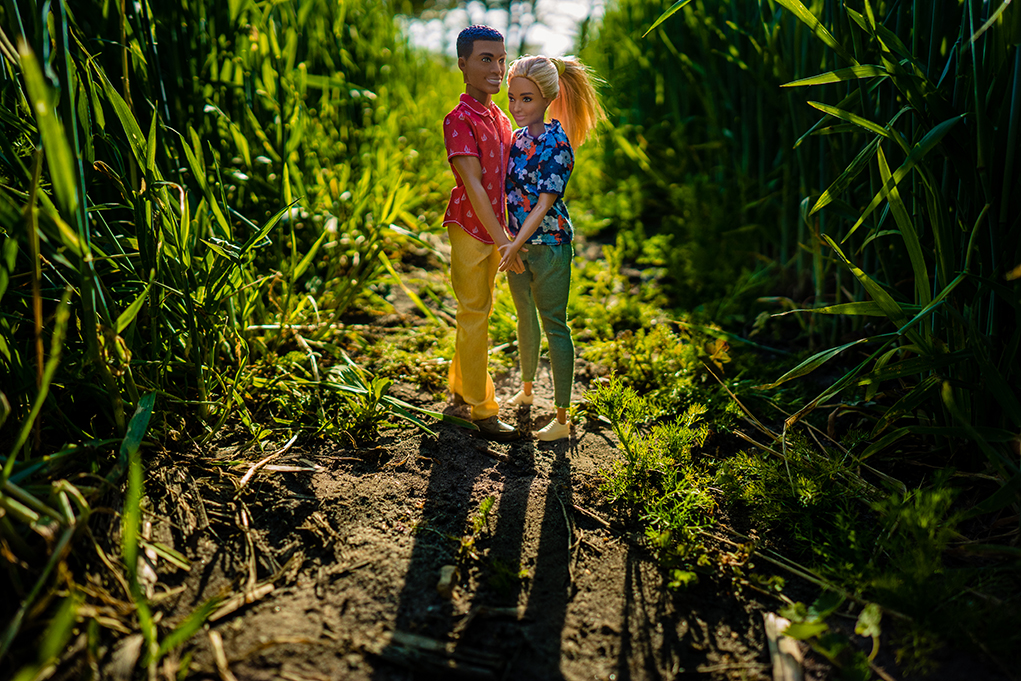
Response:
[131,362,801,681]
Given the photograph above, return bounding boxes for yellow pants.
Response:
[447,225,500,420]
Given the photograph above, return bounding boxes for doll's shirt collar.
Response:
[460,93,496,118]
[519,118,564,143]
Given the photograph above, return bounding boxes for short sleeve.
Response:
[536,139,574,196]
[444,112,479,160]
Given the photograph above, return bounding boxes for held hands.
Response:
[498,241,527,273]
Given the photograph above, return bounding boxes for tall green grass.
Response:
[0,0,457,673]
[584,0,1021,670]
[590,0,1020,515]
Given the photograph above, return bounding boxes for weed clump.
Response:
[589,375,715,575]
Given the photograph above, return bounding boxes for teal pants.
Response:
[507,243,574,408]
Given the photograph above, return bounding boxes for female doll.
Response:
[497,55,604,440]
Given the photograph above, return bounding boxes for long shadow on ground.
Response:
[373,418,575,679]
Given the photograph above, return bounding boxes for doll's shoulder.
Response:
[547,120,571,147]
[444,104,469,126]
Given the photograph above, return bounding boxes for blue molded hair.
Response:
[456,25,504,59]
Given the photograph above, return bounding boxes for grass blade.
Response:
[782,65,888,87]
[806,101,890,138]
[377,251,440,325]
[822,235,919,344]
[643,0,695,37]
[18,44,78,217]
[773,0,859,65]
[116,274,154,334]
[811,136,882,214]
[846,115,965,238]
[877,146,931,305]
[757,335,888,390]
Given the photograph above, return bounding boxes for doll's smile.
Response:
[508,77,551,135]
[459,40,507,103]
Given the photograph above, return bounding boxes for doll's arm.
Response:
[450,155,524,273]
[498,193,557,272]
[450,155,510,246]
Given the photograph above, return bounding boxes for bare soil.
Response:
[107,357,822,681]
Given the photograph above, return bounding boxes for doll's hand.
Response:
[508,252,525,273]
[498,243,525,273]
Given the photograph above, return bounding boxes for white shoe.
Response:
[507,390,534,406]
[537,418,570,441]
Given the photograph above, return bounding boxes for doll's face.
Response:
[508,77,551,132]
[458,40,506,103]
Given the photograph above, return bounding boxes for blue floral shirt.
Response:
[506,119,574,246]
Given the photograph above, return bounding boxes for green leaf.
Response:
[784,337,898,428]
[228,0,251,23]
[808,591,845,621]
[378,251,440,325]
[292,228,328,280]
[116,274,154,334]
[861,424,1017,461]
[877,147,930,306]
[783,620,829,640]
[145,109,158,175]
[239,200,296,254]
[847,116,965,239]
[120,393,155,579]
[4,291,73,475]
[757,336,881,390]
[870,375,941,436]
[140,539,191,571]
[811,136,881,215]
[97,69,147,169]
[855,351,969,387]
[968,0,1015,46]
[772,0,859,65]
[155,595,221,659]
[177,127,231,236]
[807,101,889,138]
[38,592,78,665]
[776,302,893,317]
[642,0,695,37]
[201,237,242,262]
[120,393,156,464]
[782,65,887,87]
[18,46,78,217]
[822,235,923,348]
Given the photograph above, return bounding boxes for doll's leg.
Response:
[531,244,574,412]
[448,226,499,420]
[507,258,540,387]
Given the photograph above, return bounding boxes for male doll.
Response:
[442,25,523,441]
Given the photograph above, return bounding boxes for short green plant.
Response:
[582,322,734,418]
[570,234,667,341]
[780,592,877,681]
[588,375,715,576]
[458,496,495,564]
[717,434,850,544]
[355,324,454,393]
[487,557,530,601]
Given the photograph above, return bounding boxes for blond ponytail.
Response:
[507,55,606,148]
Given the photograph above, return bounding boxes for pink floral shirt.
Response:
[443,93,513,244]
